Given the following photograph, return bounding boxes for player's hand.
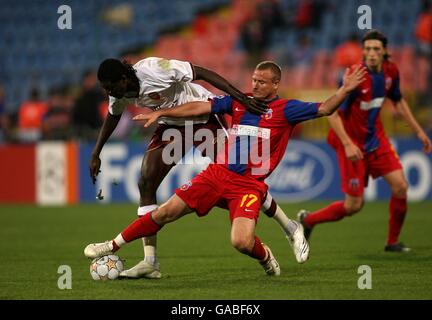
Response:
[344,142,363,161]
[133,112,160,128]
[239,95,268,115]
[417,131,432,154]
[89,154,101,185]
[341,65,367,93]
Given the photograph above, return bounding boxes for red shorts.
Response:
[175,164,268,223]
[147,114,227,161]
[334,142,402,197]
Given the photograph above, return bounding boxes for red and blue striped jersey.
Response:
[211,95,320,181]
[328,61,402,153]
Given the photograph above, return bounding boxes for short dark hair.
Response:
[362,29,390,60]
[97,58,136,82]
[362,29,388,48]
[255,61,282,82]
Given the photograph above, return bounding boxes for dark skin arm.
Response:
[89,112,121,184]
[193,65,268,115]
[133,101,212,127]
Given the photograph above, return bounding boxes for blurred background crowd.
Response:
[0,0,431,144]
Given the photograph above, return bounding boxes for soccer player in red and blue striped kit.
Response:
[298,30,432,252]
[84,61,366,275]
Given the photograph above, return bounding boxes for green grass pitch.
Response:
[0,201,431,300]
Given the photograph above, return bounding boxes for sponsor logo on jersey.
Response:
[360,97,384,110]
[230,124,271,139]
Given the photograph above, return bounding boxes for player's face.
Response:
[101,77,128,99]
[363,39,386,70]
[252,69,279,100]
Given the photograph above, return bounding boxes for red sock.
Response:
[387,196,407,245]
[248,236,267,261]
[121,212,162,243]
[304,201,348,227]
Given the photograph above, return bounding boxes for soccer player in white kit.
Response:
[89,57,305,278]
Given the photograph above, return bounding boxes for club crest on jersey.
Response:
[262,108,273,120]
[180,181,192,191]
[148,92,161,100]
[385,77,392,90]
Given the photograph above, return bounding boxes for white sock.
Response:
[137,205,159,265]
[143,238,157,265]
[137,204,159,216]
[144,255,157,266]
[273,205,298,236]
[113,233,126,248]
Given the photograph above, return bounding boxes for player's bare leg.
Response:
[382,169,410,252]
[261,192,309,263]
[231,217,280,276]
[121,147,176,278]
[84,195,193,259]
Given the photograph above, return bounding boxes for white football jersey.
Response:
[108,57,215,126]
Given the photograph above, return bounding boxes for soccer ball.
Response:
[90,255,124,280]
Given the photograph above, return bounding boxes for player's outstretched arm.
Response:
[317,65,367,117]
[90,113,122,184]
[133,101,212,128]
[394,99,432,153]
[193,65,268,115]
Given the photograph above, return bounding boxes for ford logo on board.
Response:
[266,140,334,202]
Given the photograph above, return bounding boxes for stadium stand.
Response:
[0,0,230,110]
